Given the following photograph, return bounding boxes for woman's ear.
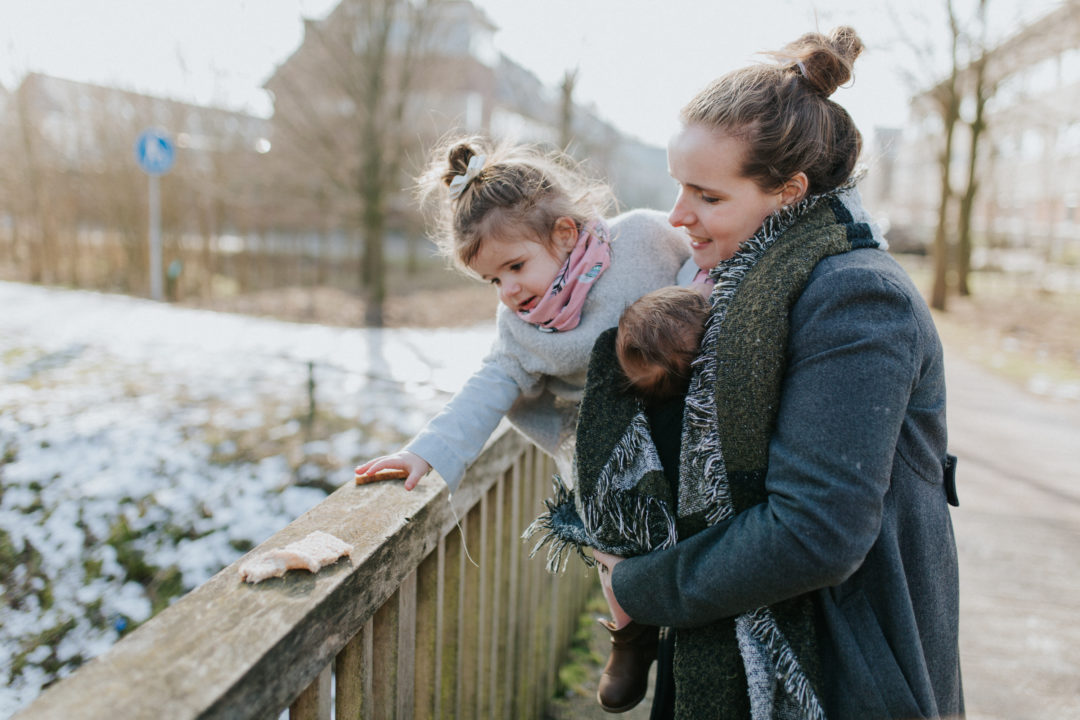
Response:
[779,172,810,207]
[552,216,580,252]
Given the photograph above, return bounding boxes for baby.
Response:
[526,284,710,712]
[596,285,710,712]
[615,285,710,407]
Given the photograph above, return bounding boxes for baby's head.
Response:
[616,286,710,405]
[419,136,614,282]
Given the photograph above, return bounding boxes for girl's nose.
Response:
[499,280,519,304]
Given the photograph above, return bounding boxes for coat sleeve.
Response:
[612,255,927,626]
[405,359,521,493]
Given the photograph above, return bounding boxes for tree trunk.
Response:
[361,145,386,327]
[931,115,956,311]
[930,0,964,312]
[956,0,990,298]
[560,69,578,152]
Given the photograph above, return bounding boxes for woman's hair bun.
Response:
[443,142,478,187]
[781,26,864,97]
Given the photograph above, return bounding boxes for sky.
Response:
[0,0,1065,148]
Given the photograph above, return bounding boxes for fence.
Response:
[14,427,595,719]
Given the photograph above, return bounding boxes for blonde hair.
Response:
[616,286,710,404]
[417,135,615,271]
[681,26,864,195]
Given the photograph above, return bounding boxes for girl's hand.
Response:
[354,451,431,491]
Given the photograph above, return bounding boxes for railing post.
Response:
[290,664,332,720]
[441,523,464,718]
[413,548,439,720]
[335,619,372,720]
[397,570,417,720]
[502,457,522,719]
[372,590,401,717]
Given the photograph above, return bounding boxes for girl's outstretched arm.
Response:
[355,451,432,491]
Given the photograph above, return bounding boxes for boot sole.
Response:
[597,688,647,713]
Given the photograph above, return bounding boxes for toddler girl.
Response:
[354,136,689,497]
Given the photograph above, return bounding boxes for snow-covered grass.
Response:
[0,281,494,717]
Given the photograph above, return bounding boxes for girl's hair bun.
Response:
[443,142,478,187]
[781,26,864,97]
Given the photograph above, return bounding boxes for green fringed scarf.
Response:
[523,324,683,571]
[526,186,882,718]
[673,190,880,720]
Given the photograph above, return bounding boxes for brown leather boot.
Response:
[596,619,659,713]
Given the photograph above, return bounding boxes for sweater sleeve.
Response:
[405,359,521,494]
[613,254,926,626]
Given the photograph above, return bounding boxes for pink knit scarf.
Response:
[518,220,612,332]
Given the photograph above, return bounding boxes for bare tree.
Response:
[266,0,446,326]
[892,0,1005,310]
[559,68,579,152]
[928,0,963,311]
[955,0,991,297]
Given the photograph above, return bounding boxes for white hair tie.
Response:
[448,154,486,200]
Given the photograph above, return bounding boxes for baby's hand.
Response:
[354,451,431,491]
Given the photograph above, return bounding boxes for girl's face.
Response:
[469,218,577,313]
[667,124,790,270]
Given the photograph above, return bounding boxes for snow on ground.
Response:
[0,281,495,716]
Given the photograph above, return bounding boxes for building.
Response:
[262,0,671,230]
[869,1,1080,263]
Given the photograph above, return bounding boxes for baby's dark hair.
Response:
[681,26,864,195]
[417,135,615,272]
[616,286,710,405]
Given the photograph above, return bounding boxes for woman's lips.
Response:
[689,236,713,250]
[519,296,538,312]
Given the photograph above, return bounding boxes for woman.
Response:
[593,27,963,719]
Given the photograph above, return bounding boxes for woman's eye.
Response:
[701,193,720,204]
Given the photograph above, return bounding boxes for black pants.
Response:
[650,626,676,720]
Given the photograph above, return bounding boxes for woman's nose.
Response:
[668,194,692,228]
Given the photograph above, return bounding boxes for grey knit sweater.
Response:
[406,209,690,492]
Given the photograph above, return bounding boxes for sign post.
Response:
[134,128,175,301]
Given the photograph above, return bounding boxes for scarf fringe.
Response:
[523,410,680,574]
[584,411,678,556]
[522,475,596,573]
[583,412,677,550]
[744,607,828,720]
[684,191,833,525]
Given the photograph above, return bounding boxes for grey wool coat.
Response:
[611,247,964,719]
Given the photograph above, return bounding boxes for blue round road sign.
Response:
[134,128,175,175]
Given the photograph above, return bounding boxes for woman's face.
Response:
[667,124,787,270]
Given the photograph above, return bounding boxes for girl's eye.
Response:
[489,277,501,286]
[509,262,524,272]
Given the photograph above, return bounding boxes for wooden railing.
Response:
[15,428,596,719]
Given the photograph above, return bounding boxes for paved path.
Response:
[944,351,1080,719]
[547,348,1080,719]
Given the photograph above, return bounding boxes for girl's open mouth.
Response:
[518,296,538,312]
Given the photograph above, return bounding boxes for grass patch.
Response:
[553,588,607,700]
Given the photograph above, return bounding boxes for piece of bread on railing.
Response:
[238,530,353,584]
[354,468,409,485]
